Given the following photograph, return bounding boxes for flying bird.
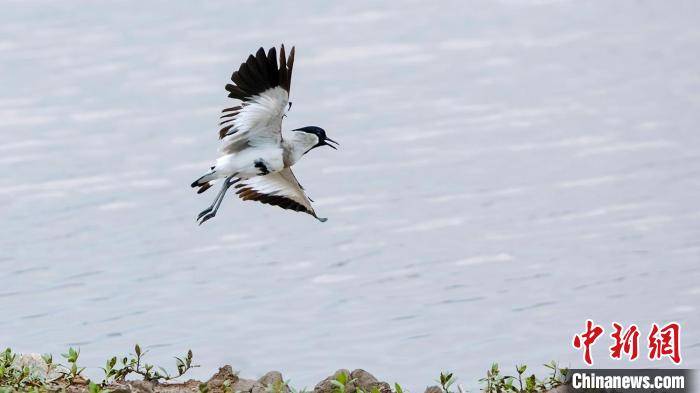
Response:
[191,45,337,224]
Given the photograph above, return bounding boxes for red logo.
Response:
[572,319,604,365]
[610,322,640,360]
[648,322,681,364]
[573,321,681,365]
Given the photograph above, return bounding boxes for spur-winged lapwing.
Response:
[191,45,337,225]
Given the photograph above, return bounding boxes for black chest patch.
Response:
[254,159,270,175]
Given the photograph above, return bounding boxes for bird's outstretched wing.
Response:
[219,45,295,153]
[234,168,326,222]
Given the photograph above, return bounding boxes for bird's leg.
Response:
[198,177,234,224]
[197,180,229,220]
[197,175,239,224]
[288,101,292,111]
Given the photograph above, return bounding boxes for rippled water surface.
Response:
[2,0,699,389]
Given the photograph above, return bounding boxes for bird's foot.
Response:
[198,211,217,225]
[197,206,214,221]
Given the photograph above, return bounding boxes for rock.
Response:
[232,377,265,393]
[424,386,442,393]
[65,383,91,393]
[545,385,573,393]
[129,380,156,393]
[371,382,392,393]
[61,376,89,393]
[11,353,62,381]
[258,371,290,393]
[259,371,284,386]
[153,379,201,393]
[350,370,391,393]
[350,369,378,388]
[207,365,240,392]
[314,369,389,393]
[105,383,132,393]
[252,384,267,393]
[314,369,353,393]
[70,375,89,385]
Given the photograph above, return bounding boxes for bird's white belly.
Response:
[214,147,284,178]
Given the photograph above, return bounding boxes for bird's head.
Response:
[293,126,338,151]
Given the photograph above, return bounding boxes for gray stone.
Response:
[350,369,378,388]
[207,365,239,391]
[106,384,132,393]
[258,371,284,387]
[314,369,353,393]
[252,384,267,393]
[152,379,201,393]
[102,380,156,393]
[233,377,265,393]
[129,380,156,393]
[424,386,442,393]
[258,371,290,393]
[545,385,573,393]
[349,370,390,393]
[11,353,61,381]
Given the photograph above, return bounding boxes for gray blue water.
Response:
[1,0,699,390]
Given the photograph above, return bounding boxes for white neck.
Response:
[282,130,319,166]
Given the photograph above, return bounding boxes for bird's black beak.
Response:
[325,137,339,150]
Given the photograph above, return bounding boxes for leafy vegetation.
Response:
[330,371,355,393]
[439,371,456,393]
[1,345,567,393]
[330,371,384,393]
[478,361,569,393]
[101,344,196,383]
[0,345,196,392]
[1,348,44,392]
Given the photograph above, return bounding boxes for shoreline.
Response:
[3,349,569,393]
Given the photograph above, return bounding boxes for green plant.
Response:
[480,363,515,393]
[40,354,56,383]
[223,379,233,393]
[0,344,199,392]
[355,386,381,393]
[0,348,44,391]
[1,346,568,393]
[60,347,85,385]
[543,361,568,388]
[479,362,568,393]
[439,372,455,393]
[266,379,290,393]
[101,344,197,384]
[331,371,356,393]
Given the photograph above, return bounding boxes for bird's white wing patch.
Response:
[218,45,295,154]
[234,168,325,221]
[220,87,287,151]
